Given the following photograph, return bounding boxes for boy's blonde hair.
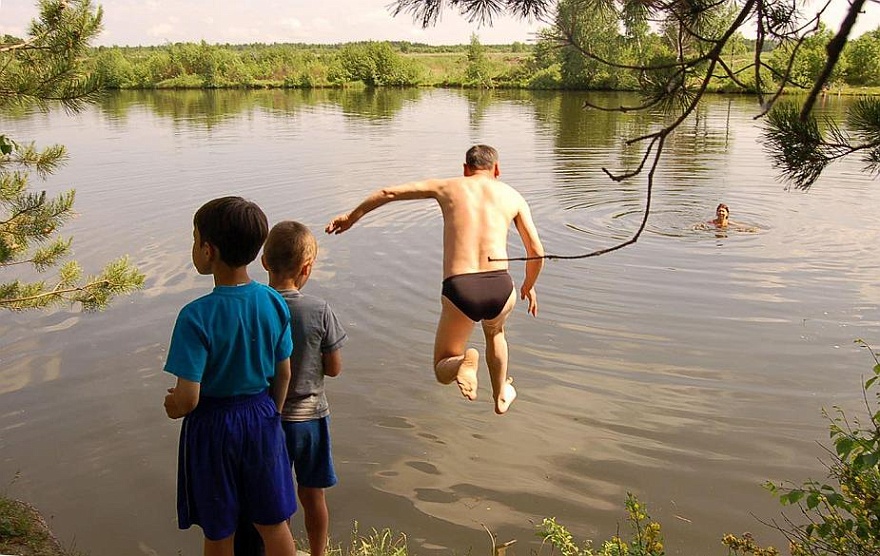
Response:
[264,221,317,276]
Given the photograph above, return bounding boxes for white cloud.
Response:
[147,23,175,38]
[280,18,302,30]
[226,26,263,41]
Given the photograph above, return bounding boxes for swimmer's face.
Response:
[716,206,729,219]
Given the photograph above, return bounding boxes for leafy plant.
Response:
[537,493,664,556]
[328,522,408,556]
[761,339,880,556]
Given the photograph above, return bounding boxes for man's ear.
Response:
[493,162,501,178]
[463,163,473,177]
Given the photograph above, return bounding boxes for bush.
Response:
[761,339,880,556]
[336,42,423,87]
[538,340,880,556]
[537,493,664,556]
[528,65,563,89]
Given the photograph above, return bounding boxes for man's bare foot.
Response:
[456,348,479,401]
[495,377,517,415]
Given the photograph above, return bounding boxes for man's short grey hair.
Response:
[465,145,498,170]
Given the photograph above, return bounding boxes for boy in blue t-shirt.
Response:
[163,196,298,556]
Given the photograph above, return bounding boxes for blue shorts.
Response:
[177,390,297,541]
[282,416,337,489]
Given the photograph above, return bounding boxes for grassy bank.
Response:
[0,496,67,556]
[0,495,410,556]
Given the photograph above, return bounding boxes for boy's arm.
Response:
[322,349,343,377]
[513,199,545,317]
[164,377,200,419]
[270,358,291,413]
[325,179,443,234]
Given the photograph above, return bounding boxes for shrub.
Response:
[761,339,880,556]
[537,493,664,556]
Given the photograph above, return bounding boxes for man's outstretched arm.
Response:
[514,201,544,317]
[326,180,442,234]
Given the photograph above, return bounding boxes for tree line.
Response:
[81,26,880,91]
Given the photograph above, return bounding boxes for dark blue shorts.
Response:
[177,390,297,541]
[282,416,337,489]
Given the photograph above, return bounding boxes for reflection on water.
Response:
[1,89,878,556]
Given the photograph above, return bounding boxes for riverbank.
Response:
[0,496,67,556]
[0,494,399,556]
[89,41,880,92]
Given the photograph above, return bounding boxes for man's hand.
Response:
[521,286,538,317]
[326,213,355,235]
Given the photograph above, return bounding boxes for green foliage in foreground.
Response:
[0,137,145,311]
[538,494,664,556]
[1,0,144,312]
[761,340,880,556]
[539,340,880,556]
[1,473,71,556]
[328,523,408,556]
[763,98,880,190]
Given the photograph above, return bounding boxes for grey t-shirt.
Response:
[278,289,347,421]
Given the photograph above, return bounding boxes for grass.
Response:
[330,524,409,556]
[0,497,409,556]
[0,496,67,556]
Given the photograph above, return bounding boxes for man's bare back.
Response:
[325,145,543,414]
[428,174,530,278]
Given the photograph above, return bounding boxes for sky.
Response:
[0,0,878,47]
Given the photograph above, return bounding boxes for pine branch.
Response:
[0,256,145,311]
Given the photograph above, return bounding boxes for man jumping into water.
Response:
[325,145,544,414]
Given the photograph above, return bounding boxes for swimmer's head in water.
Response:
[716,203,729,218]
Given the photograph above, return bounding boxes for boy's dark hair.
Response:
[264,221,317,276]
[194,196,268,267]
[465,144,498,170]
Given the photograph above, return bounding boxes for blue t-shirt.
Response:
[164,281,294,397]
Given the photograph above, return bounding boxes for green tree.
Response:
[0,0,144,311]
[844,28,880,86]
[465,33,493,88]
[336,42,422,87]
[554,0,625,89]
[93,46,137,89]
[770,24,848,88]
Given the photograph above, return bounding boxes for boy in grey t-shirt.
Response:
[262,220,347,556]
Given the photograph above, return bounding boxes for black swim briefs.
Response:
[441,269,514,322]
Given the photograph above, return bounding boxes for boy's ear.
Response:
[204,241,217,261]
[301,259,314,280]
[260,253,269,272]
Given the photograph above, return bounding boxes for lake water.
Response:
[1,88,878,556]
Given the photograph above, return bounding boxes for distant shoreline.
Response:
[87,41,880,93]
